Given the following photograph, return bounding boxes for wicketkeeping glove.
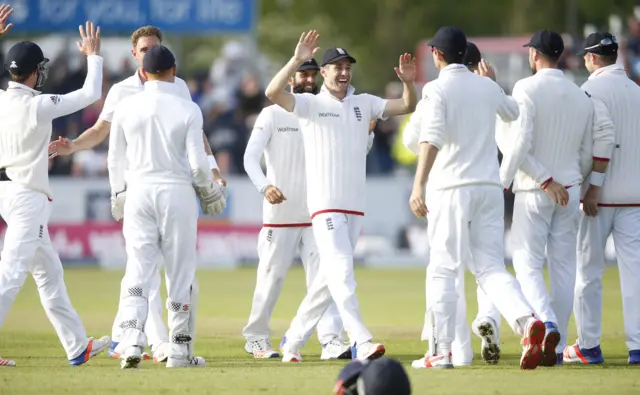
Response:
[111,190,127,222]
[194,182,226,216]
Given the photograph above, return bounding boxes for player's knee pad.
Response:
[118,317,145,331]
[166,299,191,315]
[120,284,149,300]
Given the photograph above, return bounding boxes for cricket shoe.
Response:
[563,343,604,364]
[629,350,640,365]
[166,356,206,368]
[472,317,501,365]
[151,342,170,363]
[69,336,111,366]
[321,338,352,360]
[353,341,386,361]
[120,346,142,369]
[520,317,545,370]
[280,337,302,363]
[411,351,454,369]
[540,322,561,367]
[108,340,120,358]
[244,339,279,359]
[0,357,16,367]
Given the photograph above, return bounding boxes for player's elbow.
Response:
[265,87,279,102]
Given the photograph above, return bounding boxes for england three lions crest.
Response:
[353,106,362,121]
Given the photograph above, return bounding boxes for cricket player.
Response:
[565,32,640,365]
[409,26,546,370]
[403,41,506,366]
[107,45,225,369]
[265,30,418,362]
[0,19,110,365]
[243,58,360,360]
[499,30,610,367]
[48,26,224,363]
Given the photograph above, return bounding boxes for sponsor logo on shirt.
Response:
[50,95,61,105]
[277,126,299,132]
[318,112,340,118]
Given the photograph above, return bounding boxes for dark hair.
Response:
[595,53,618,65]
[467,64,479,72]
[538,51,561,64]
[443,51,465,65]
[9,71,30,84]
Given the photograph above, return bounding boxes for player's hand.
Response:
[294,30,321,63]
[394,53,416,83]
[48,137,76,159]
[409,187,427,218]
[582,185,601,217]
[475,59,496,81]
[0,4,15,36]
[543,181,569,206]
[264,185,286,204]
[110,190,127,222]
[195,182,226,215]
[77,21,101,56]
[212,169,227,187]
[369,120,377,134]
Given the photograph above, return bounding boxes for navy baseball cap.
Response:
[578,32,619,56]
[298,58,320,71]
[523,30,564,58]
[464,42,482,67]
[5,41,48,76]
[334,358,411,395]
[143,45,176,74]
[428,26,467,56]
[321,47,356,66]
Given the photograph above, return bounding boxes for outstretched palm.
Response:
[294,30,321,62]
[394,53,416,83]
[0,4,15,36]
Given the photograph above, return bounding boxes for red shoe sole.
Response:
[520,320,545,370]
[366,345,386,361]
[541,331,560,366]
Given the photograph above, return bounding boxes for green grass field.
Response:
[0,267,638,394]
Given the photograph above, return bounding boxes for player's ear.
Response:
[131,49,136,59]
[172,65,177,77]
[141,67,149,80]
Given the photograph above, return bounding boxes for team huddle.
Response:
[0,2,638,372]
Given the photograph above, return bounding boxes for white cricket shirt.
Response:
[500,68,595,193]
[107,81,211,194]
[99,70,192,123]
[418,64,520,191]
[292,85,387,218]
[581,64,640,205]
[0,55,104,199]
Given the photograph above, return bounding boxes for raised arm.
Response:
[382,54,418,118]
[36,22,103,123]
[265,30,320,113]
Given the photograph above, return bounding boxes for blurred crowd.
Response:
[4,13,640,179]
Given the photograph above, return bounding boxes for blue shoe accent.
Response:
[556,353,563,365]
[351,342,357,361]
[541,322,561,366]
[279,336,287,350]
[108,341,119,357]
[572,344,605,364]
[629,350,640,364]
[69,342,94,366]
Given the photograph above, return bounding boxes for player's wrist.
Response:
[589,171,605,187]
[540,177,553,190]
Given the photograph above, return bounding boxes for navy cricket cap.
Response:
[428,26,467,56]
[523,30,564,58]
[298,58,320,71]
[334,358,411,395]
[464,42,482,67]
[321,47,356,66]
[5,41,48,76]
[142,45,176,74]
[578,32,619,56]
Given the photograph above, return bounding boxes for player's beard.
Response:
[292,83,319,95]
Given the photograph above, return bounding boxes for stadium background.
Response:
[1,0,639,268]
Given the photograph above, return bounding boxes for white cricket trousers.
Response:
[511,187,580,353]
[425,185,535,354]
[575,207,640,351]
[111,260,168,350]
[243,226,345,345]
[284,212,372,348]
[115,184,199,359]
[0,183,89,360]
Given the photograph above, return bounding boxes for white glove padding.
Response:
[111,190,127,221]
[194,182,226,216]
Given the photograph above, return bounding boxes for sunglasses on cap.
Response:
[584,36,618,51]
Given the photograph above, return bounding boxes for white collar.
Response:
[320,84,356,101]
[144,80,179,94]
[134,69,145,87]
[589,64,626,79]
[535,68,564,76]
[7,81,41,96]
[439,64,468,74]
